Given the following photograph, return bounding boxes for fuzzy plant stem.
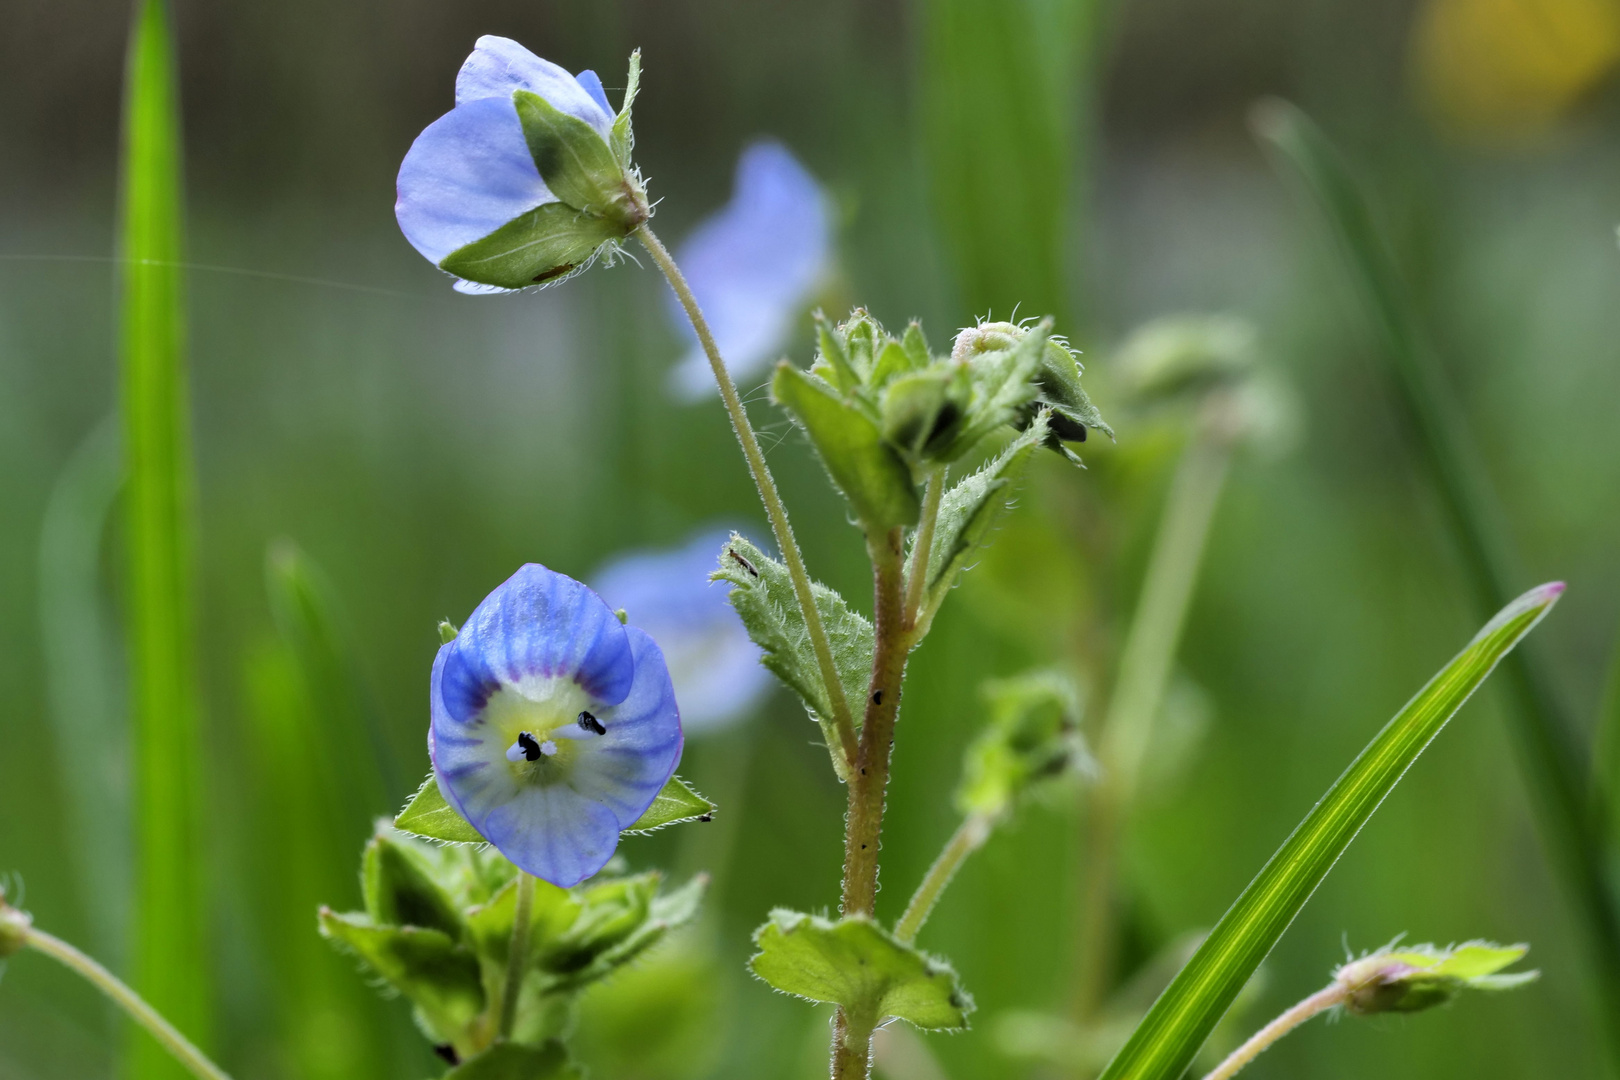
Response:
[895,814,993,945]
[498,872,537,1040]
[830,526,912,1080]
[1074,429,1232,1018]
[635,224,858,768]
[1200,983,1346,1080]
[902,468,945,630]
[24,927,233,1080]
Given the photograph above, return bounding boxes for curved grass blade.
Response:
[38,416,128,964]
[1098,582,1563,1080]
[119,0,209,1075]
[1252,100,1620,1054]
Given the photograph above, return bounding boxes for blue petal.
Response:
[574,625,684,827]
[478,784,623,888]
[593,529,772,733]
[440,564,634,725]
[456,35,615,138]
[667,141,831,398]
[573,69,613,117]
[397,96,556,266]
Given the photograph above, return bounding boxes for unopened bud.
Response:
[0,897,32,958]
[1334,940,1536,1016]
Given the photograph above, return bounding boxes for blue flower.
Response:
[593,529,774,734]
[396,36,643,294]
[667,141,832,398]
[430,563,683,887]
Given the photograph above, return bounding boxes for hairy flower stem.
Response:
[635,224,858,769]
[895,814,993,944]
[831,526,910,1080]
[902,469,945,630]
[498,872,537,1040]
[24,926,233,1080]
[1074,427,1232,1019]
[1200,983,1346,1080]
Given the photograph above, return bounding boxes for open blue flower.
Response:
[396,36,640,294]
[668,141,831,398]
[430,563,683,887]
[593,529,773,734]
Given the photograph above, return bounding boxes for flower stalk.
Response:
[22,924,233,1080]
[498,872,537,1039]
[1199,983,1346,1080]
[894,813,993,945]
[635,223,858,769]
[902,468,945,631]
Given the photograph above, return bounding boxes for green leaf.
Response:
[440,202,622,291]
[609,49,641,168]
[1336,940,1537,1015]
[361,831,467,938]
[750,910,973,1030]
[396,774,486,844]
[1254,100,1620,1042]
[712,533,874,779]
[623,775,715,834]
[319,909,484,1044]
[1098,582,1564,1080]
[812,315,865,394]
[901,321,933,370]
[772,363,921,530]
[443,1042,582,1080]
[907,414,1046,637]
[120,2,210,1073]
[513,89,635,222]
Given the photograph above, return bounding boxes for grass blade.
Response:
[38,416,128,964]
[1098,582,1563,1080]
[1252,99,1620,1052]
[119,0,207,1075]
[919,0,1096,319]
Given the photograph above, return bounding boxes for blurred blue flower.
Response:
[430,563,683,887]
[668,141,832,398]
[396,35,618,295]
[593,529,773,733]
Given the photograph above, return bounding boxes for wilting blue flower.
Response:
[593,529,773,733]
[430,564,682,887]
[396,36,642,294]
[668,141,831,398]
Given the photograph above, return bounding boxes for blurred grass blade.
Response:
[39,415,128,964]
[266,539,400,816]
[120,0,209,1076]
[919,0,1096,319]
[1251,99,1620,1051]
[1594,621,1620,839]
[1098,583,1562,1080]
[242,638,405,1080]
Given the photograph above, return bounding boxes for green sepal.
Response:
[440,202,623,290]
[956,669,1091,819]
[712,533,874,780]
[772,362,920,531]
[362,829,468,938]
[1337,940,1538,1016]
[443,1041,582,1080]
[900,321,932,370]
[396,774,486,844]
[512,90,641,228]
[438,619,460,644]
[905,414,1046,637]
[812,314,866,396]
[623,775,715,833]
[318,908,484,1044]
[869,339,916,390]
[749,910,973,1031]
[949,319,1049,454]
[609,50,641,169]
[881,368,969,463]
[1032,338,1113,442]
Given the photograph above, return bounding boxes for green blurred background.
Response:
[4,0,1620,1077]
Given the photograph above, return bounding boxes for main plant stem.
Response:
[1199,983,1346,1080]
[24,927,233,1080]
[832,526,910,1079]
[498,873,536,1039]
[636,225,857,767]
[1074,428,1231,1019]
[894,814,992,945]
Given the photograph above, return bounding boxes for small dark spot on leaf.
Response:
[728,548,759,577]
[533,263,577,283]
[434,1046,459,1065]
[698,814,713,822]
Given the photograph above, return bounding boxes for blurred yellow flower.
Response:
[1411,0,1620,142]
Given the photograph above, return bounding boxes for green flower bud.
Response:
[955,670,1093,820]
[1113,315,1256,406]
[0,892,31,959]
[1335,940,1538,1016]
